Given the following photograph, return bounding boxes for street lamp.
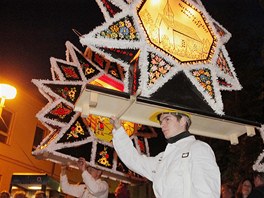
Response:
[0,83,17,117]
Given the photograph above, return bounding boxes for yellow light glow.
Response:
[0,84,17,99]
[90,79,117,90]
[151,0,161,6]
[28,186,42,190]
[138,0,216,63]
[88,74,124,91]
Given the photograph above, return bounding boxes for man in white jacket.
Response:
[60,157,109,198]
[111,111,221,198]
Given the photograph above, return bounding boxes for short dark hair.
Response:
[253,171,264,180]
[13,191,26,198]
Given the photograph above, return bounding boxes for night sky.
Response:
[0,0,263,123]
[0,0,103,86]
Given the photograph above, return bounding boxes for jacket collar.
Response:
[166,131,192,144]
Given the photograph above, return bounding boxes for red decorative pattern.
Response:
[216,50,233,77]
[101,0,122,17]
[50,103,72,119]
[61,65,80,79]
[217,77,232,88]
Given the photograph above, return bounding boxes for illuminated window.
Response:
[32,126,46,151]
[0,108,13,144]
[138,0,216,63]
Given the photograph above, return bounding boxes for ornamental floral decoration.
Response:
[86,115,114,143]
[32,41,152,183]
[96,144,114,168]
[79,0,242,115]
[32,0,245,182]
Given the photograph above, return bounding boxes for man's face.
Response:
[254,175,261,187]
[241,180,252,196]
[159,114,182,139]
[221,185,233,198]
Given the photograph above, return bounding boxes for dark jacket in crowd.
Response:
[248,185,264,198]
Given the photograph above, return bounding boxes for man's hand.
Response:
[77,157,87,172]
[110,116,121,130]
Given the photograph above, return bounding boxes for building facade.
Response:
[0,84,152,198]
[0,85,64,195]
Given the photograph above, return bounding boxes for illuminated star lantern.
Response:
[32,41,153,183]
[80,0,242,115]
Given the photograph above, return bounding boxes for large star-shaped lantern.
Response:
[32,41,157,183]
[32,0,263,182]
[80,0,242,114]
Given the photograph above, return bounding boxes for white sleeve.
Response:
[112,126,160,181]
[60,174,85,197]
[82,171,109,196]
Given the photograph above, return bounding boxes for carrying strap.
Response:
[182,140,195,198]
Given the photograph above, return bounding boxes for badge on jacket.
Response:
[182,152,189,158]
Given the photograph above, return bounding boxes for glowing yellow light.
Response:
[151,0,161,6]
[0,83,17,116]
[0,84,17,99]
[187,6,196,16]
[28,186,42,190]
[90,79,119,90]
[138,0,216,63]
[89,75,123,91]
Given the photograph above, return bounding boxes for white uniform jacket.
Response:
[112,127,221,198]
[60,170,109,198]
